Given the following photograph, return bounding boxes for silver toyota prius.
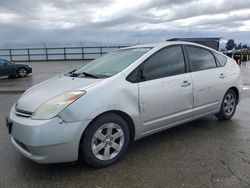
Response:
[7,42,243,168]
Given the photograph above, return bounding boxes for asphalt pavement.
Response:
[0,60,88,93]
[0,60,250,188]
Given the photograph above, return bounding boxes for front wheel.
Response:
[17,67,28,77]
[215,89,237,120]
[80,113,130,168]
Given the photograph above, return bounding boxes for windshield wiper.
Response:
[67,70,99,78]
[79,72,98,78]
[66,70,79,77]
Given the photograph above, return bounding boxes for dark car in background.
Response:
[0,58,32,78]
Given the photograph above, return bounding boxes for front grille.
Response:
[15,108,32,118]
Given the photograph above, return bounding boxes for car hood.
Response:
[16,75,103,112]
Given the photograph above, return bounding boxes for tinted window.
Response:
[4,60,11,64]
[186,46,216,71]
[0,59,4,66]
[142,46,185,81]
[213,52,227,66]
[0,59,11,65]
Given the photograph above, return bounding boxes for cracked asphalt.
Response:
[0,61,250,188]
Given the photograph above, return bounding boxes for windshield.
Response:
[73,48,151,78]
[0,59,12,65]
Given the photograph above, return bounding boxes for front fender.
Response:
[59,75,142,140]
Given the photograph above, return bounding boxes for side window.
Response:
[0,59,4,66]
[213,52,227,66]
[142,46,185,81]
[186,46,217,72]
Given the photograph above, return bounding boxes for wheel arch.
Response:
[228,86,239,104]
[78,110,136,161]
[17,66,27,71]
[108,110,136,142]
[80,110,136,144]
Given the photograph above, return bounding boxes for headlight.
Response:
[31,90,86,120]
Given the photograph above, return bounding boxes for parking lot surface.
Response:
[0,60,88,93]
[0,61,250,188]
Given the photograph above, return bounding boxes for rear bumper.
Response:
[8,106,89,163]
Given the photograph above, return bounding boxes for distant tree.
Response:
[236,43,242,49]
[226,39,236,50]
[242,44,248,49]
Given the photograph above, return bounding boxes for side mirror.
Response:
[4,62,8,66]
[126,66,145,83]
[140,68,145,81]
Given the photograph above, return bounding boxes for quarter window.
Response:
[186,46,217,72]
[213,52,227,66]
[142,46,185,81]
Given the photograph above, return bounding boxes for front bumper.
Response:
[8,106,89,163]
[27,67,32,74]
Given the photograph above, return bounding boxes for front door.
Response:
[138,45,193,134]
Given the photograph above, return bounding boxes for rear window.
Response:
[186,46,217,72]
[213,52,227,66]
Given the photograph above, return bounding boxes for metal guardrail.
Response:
[0,46,128,62]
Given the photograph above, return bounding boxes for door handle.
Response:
[181,80,191,87]
[219,73,225,79]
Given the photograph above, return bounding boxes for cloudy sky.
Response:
[0,0,250,48]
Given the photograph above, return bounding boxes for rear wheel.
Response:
[17,67,28,77]
[80,113,130,168]
[215,89,237,120]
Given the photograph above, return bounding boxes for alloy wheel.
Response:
[223,93,236,116]
[18,68,27,77]
[91,122,124,161]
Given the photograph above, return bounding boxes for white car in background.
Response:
[7,42,242,168]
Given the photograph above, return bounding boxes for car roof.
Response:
[125,41,217,51]
[126,41,186,48]
[123,41,225,57]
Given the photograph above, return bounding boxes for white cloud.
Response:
[0,12,19,23]
[0,0,249,47]
[92,0,151,22]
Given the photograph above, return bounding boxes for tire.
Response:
[80,113,130,168]
[215,89,237,120]
[17,67,28,77]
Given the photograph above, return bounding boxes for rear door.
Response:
[184,45,228,116]
[138,45,193,133]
